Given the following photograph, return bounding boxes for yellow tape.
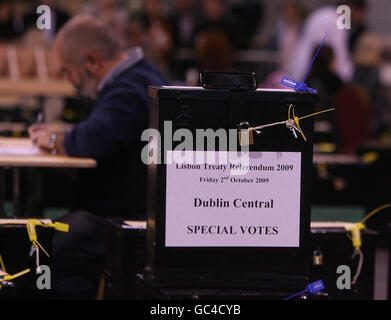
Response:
[293,108,307,142]
[26,220,38,244]
[53,222,69,232]
[0,253,30,286]
[0,254,6,274]
[27,219,69,233]
[361,152,379,163]
[344,222,365,251]
[3,268,30,281]
[288,104,335,142]
[0,219,66,286]
[344,204,391,251]
[26,219,69,258]
[318,143,336,153]
[34,240,50,258]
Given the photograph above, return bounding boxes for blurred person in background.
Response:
[166,0,201,81]
[194,29,234,73]
[0,1,33,43]
[126,10,150,49]
[268,1,307,73]
[82,0,128,48]
[306,44,370,154]
[127,0,173,77]
[346,0,389,138]
[263,1,307,89]
[230,0,263,49]
[0,0,23,41]
[379,42,391,136]
[307,45,343,112]
[169,0,201,49]
[347,0,368,53]
[195,0,241,50]
[353,31,387,138]
[288,3,353,83]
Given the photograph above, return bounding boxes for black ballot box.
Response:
[104,219,146,299]
[144,86,319,292]
[310,223,377,300]
[386,223,391,300]
[0,219,53,299]
[357,140,391,222]
[312,154,372,207]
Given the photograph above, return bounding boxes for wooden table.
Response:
[0,79,75,97]
[0,138,97,217]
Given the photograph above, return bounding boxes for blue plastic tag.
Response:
[306,280,325,294]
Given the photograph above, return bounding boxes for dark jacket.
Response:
[64,58,169,218]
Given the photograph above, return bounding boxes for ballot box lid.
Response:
[149,86,318,104]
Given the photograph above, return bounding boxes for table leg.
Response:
[0,168,6,217]
[12,167,20,218]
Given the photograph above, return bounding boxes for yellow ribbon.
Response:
[0,219,68,290]
[0,253,30,290]
[0,253,6,274]
[2,268,30,281]
[345,203,391,251]
[26,219,69,258]
[288,104,336,142]
[244,104,335,143]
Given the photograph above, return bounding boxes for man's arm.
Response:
[64,89,147,161]
[28,123,71,155]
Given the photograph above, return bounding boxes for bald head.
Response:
[53,15,127,99]
[55,15,122,65]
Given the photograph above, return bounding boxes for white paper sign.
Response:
[165,151,302,247]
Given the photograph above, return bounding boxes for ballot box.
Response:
[312,154,372,207]
[0,219,53,299]
[310,222,377,300]
[386,223,391,300]
[357,140,391,222]
[144,86,318,291]
[104,219,146,299]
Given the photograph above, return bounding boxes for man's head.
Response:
[54,15,123,99]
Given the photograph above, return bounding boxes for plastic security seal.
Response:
[280,34,328,93]
[280,76,316,93]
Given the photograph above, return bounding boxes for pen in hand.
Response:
[30,111,44,146]
[36,111,43,124]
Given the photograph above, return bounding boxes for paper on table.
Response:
[0,219,52,224]
[122,220,146,229]
[0,146,40,155]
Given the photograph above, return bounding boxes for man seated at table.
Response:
[28,15,168,299]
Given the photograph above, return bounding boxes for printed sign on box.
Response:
[165,151,302,247]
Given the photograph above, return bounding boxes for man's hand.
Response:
[28,124,68,155]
